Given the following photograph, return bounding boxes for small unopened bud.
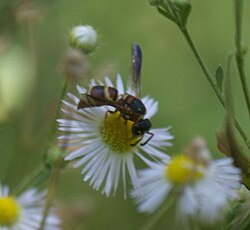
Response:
[184,136,211,166]
[173,0,191,26]
[61,48,91,81]
[69,25,98,54]
[45,146,64,166]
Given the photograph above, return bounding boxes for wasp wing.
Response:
[78,94,111,109]
[77,94,126,114]
[132,43,142,98]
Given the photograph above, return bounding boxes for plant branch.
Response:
[179,27,250,150]
[234,0,250,117]
[39,157,64,230]
[162,0,250,149]
[39,79,68,229]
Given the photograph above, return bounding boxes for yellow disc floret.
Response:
[0,196,21,226]
[100,111,140,153]
[166,155,205,184]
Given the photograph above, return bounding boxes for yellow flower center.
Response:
[166,155,205,184]
[100,111,140,153]
[0,197,21,226]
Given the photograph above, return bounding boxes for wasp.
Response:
[77,44,154,146]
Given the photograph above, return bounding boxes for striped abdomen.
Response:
[78,86,118,109]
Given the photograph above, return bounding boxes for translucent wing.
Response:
[131,43,142,98]
[77,94,105,109]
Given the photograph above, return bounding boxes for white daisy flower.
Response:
[0,183,61,230]
[57,75,173,197]
[131,154,241,224]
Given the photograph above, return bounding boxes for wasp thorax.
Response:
[100,111,140,153]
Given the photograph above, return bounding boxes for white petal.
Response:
[116,74,125,94]
[67,92,80,104]
[142,97,158,119]
[104,77,114,87]
[76,85,86,94]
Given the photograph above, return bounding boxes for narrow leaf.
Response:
[32,168,52,187]
[157,6,175,22]
[215,64,224,91]
[217,58,250,189]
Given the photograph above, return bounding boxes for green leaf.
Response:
[215,64,224,91]
[239,215,250,230]
[157,6,175,23]
[226,201,250,230]
[32,167,52,187]
[177,2,192,26]
[216,60,250,190]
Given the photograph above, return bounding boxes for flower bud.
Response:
[61,48,91,82]
[45,146,62,166]
[184,136,211,166]
[69,25,98,54]
[173,0,191,26]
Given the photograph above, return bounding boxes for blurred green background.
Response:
[1,0,250,229]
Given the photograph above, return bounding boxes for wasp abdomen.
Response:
[78,86,118,109]
[90,86,118,101]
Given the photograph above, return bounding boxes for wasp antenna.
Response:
[132,43,142,98]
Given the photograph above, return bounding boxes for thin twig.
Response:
[234,0,250,117]
[180,27,250,151]
[39,79,68,229]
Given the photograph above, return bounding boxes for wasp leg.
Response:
[140,132,154,146]
[130,136,143,147]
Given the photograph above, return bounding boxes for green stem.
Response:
[39,157,64,230]
[179,27,250,151]
[47,79,68,148]
[163,0,250,150]
[39,79,68,229]
[181,27,224,104]
[13,79,68,196]
[234,0,250,117]
[140,192,176,230]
